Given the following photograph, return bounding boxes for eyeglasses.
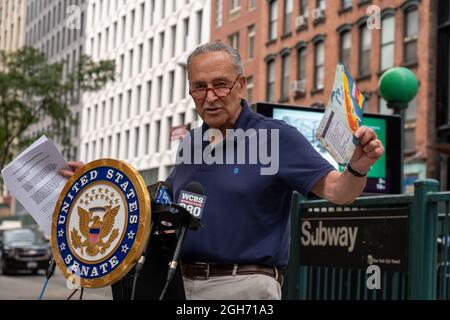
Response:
[189,75,242,101]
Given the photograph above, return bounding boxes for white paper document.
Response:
[1,136,69,237]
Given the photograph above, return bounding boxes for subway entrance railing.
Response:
[284,179,450,300]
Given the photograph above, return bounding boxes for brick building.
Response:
[212,0,439,191]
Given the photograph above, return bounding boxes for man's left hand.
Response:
[349,126,385,175]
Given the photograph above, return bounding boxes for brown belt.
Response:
[182,263,284,286]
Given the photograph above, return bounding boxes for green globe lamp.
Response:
[379,67,419,193]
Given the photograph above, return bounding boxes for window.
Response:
[196,10,203,44]
[136,85,142,115]
[269,1,278,41]
[131,9,135,38]
[300,0,308,15]
[146,81,152,111]
[125,130,130,159]
[113,22,118,47]
[340,30,351,70]
[380,14,395,71]
[118,94,123,121]
[228,32,239,51]
[148,38,154,68]
[317,0,326,10]
[138,43,143,73]
[283,0,293,35]
[161,0,166,19]
[121,15,126,43]
[119,54,124,81]
[171,25,177,57]
[92,141,96,160]
[266,59,276,102]
[129,49,134,77]
[281,53,291,100]
[404,6,418,64]
[169,71,175,104]
[145,124,150,155]
[297,46,307,82]
[127,89,132,118]
[247,76,254,104]
[140,2,145,32]
[216,0,223,27]
[155,120,161,152]
[230,0,241,11]
[314,41,325,90]
[105,27,109,52]
[109,97,114,124]
[101,102,106,127]
[150,0,155,25]
[100,138,104,158]
[107,136,112,157]
[134,127,140,158]
[249,0,256,11]
[94,105,98,129]
[159,32,164,63]
[157,76,163,107]
[247,25,255,59]
[341,0,352,10]
[116,133,121,158]
[167,116,173,148]
[183,18,189,51]
[359,24,372,76]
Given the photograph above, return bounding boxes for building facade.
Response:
[25,0,87,162]
[0,0,26,52]
[80,0,211,184]
[212,0,438,192]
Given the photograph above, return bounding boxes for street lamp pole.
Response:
[379,67,419,193]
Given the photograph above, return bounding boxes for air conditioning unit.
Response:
[295,15,308,28]
[312,8,325,21]
[289,80,306,94]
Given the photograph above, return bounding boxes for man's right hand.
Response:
[58,161,85,178]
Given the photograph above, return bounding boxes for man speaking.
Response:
[59,42,384,300]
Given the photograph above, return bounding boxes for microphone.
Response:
[159,181,206,300]
[148,181,172,205]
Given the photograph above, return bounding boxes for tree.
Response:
[0,47,115,175]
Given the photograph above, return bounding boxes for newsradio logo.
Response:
[177,191,206,219]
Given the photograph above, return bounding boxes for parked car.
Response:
[0,228,51,275]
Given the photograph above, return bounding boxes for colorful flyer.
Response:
[316,63,365,165]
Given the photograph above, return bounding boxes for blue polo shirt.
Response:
[166,100,335,268]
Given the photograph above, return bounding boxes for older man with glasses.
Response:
[165,41,384,300]
[60,42,384,300]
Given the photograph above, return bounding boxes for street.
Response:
[0,268,112,300]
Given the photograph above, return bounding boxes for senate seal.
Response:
[51,159,151,288]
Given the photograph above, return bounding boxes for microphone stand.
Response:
[129,203,200,300]
[37,255,56,300]
[130,221,155,300]
[159,224,188,300]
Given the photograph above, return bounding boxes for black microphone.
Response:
[159,181,206,300]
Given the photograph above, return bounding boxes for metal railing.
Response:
[285,179,450,300]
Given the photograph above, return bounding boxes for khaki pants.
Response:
[183,274,282,300]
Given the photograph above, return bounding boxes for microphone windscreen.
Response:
[184,181,204,195]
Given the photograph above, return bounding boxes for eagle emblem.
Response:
[71,205,120,257]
